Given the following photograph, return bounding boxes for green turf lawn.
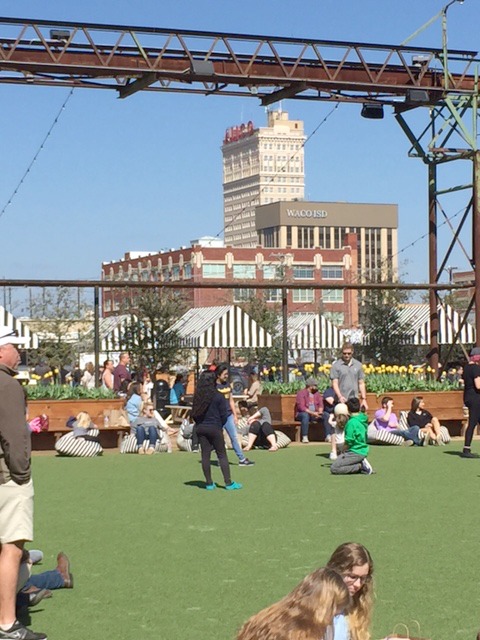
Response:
[27,442,480,640]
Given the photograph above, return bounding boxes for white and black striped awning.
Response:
[280,313,341,350]
[0,306,39,349]
[166,305,273,348]
[97,315,138,352]
[395,303,475,345]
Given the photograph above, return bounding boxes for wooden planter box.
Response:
[28,399,125,450]
[259,390,466,440]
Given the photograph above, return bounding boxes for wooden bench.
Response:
[32,424,130,450]
[272,420,302,443]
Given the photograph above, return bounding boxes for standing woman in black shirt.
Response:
[191,371,243,491]
[461,347,480,458]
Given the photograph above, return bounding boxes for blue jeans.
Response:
[136,425,158,448]
[295,412,321,438]
[390,426,421,446]
[223,414,245,462]
[26,570,65,590]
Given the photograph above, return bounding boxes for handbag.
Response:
[103,408,130,427]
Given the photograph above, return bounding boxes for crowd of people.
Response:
[4,325,480,638]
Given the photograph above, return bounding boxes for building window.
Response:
[319,227,329,249]
[265,288,282,302]
[323,311,345,325]
[293,289,314,303]
[202,264,226,278]
[233,288,255,302]
[183,264,192,279]
[322,289,344,303]
[262,227,278,248]
[297,226,315,249]
[321,266,343,280]
[263,265,283,280]
[286,226,292,247]
[172,266,180,281]
[293,265,314,279]
[202,264,225,278]
[103,299,112,312]
[233,264,256,279]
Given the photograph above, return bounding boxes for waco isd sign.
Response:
[286,208,328,219]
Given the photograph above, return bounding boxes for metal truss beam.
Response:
[0,16,478,104]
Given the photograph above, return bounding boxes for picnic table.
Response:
[165,404,191,424]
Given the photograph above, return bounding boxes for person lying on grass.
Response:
[330,398,374,475]
[236,566,351,640]
[237,401,278,452]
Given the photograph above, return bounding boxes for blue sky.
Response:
[0,0,477,287]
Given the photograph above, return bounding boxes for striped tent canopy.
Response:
[395,303,475,345]
[0,306,39,349]
[280,313,342,350]
[97,315,138,352]
[166,305,273,348]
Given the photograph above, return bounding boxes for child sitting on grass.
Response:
[329,402,349,461]
[330,397,374,475]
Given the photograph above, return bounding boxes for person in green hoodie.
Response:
[330,397,374,475]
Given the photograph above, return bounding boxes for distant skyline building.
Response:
[255,200,398,283]
[101,234,359,327]
[222,109,305,247]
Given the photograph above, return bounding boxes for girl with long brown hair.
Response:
[326,542,374,640]
[237,567,350,640]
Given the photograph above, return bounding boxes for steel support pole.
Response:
[428,162,439,372]
[473,150,480,345]
[94,286,100,388]
[282,287,288,383]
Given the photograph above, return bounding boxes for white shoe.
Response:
[325,435,332,443]
[423,433,430,447]
[329,452,337,460]
[301,436,309,443]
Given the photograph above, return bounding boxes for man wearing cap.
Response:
[330,342,368,411]
[0,330,46,640]
[294,377,323,443]
[461,346,480,458]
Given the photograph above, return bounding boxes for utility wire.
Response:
[0,88,75,222]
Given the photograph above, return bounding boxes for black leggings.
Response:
[464,399,480,448]
[249,420,276,448]
[195,425,231,485]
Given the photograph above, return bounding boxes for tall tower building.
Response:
[222,109,305,247]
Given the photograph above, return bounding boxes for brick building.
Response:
[101,234,358,327]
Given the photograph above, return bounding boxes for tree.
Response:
[27,287,93,368]
[119,288,188,372]
[238,294,283,367]
[357,270,416,364]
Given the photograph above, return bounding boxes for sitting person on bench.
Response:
[294,377,323,444]
[238,401,278,452]
[373,396,421,446]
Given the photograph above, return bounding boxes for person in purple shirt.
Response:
[113,352,132,394]
[294,377,323,443]
[374,396,420,446]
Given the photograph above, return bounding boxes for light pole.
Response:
[442,0,465,89]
